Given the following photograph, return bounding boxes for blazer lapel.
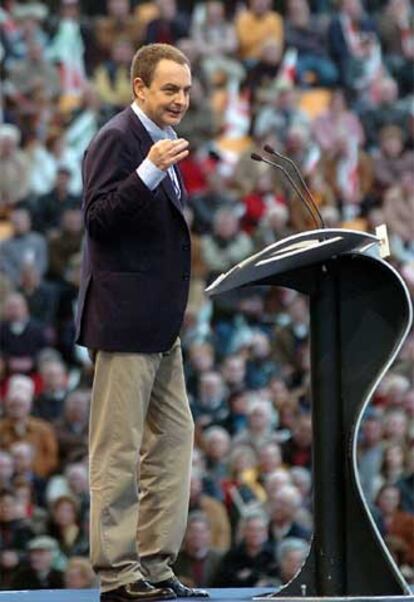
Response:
[127,107,184,214]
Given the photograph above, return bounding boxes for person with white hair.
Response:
[233,398,278,452]
[275,536,309,584]
[267,484,311,543]
[213,509,278,586]
[0,378,58,478]
[0,124,30,211]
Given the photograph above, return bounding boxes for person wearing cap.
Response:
[10,535,64,590]
[75,43,208,601]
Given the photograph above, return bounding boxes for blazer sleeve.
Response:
[83,127,154,240]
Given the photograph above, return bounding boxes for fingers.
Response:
[148,138,190,170]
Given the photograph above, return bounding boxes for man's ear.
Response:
[133,77,147,101]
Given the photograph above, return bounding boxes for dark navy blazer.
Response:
[75,106,191,353]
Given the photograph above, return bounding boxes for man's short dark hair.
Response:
[130,43,190,92]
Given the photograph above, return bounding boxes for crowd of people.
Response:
[0,0,413,592]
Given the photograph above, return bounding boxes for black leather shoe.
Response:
[150,577,209,598]
[100,579,176,601]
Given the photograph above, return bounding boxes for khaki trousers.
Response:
[89,339,194,593]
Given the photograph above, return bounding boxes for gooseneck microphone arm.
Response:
[251,152,320,230]
[263,144,325,229]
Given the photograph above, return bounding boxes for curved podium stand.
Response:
[206,229,413,601]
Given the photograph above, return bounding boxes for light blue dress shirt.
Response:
[131,102,181,198]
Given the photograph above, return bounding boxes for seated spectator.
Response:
[189,171,235,235]
[383,407,410,445]
[191,371,229,433]
[64,555,97,588]
[0,124,30,215]
[12,476,48,535]
[246,332,278,390]
[383,172,414,264]
[240,168,286,235]
[267,484,312,543]
[202,426,231,489]
[10,535,64,590]
[174,512,223,587]
[4,39,60,115]
[221,391,250,436]
[33,166,81,235]
[312,88,365,156]
[213,510,277,586]
[33,358,69,421]
[244,39,283,106]
[282,413,312,469]
[144,0,189,45]
[184,342,215,398]
[0,293,48,377]
[47,207,83,284]
[53,389,90,469]
[360,76,411,149]
[374,484,414,568]
[254,205,291,250]
[221,444,265,525]
[0,377,59,478]
[9,442,46,508]
[358,408,385,504]
[373,125,414,193]
[0,547,20,590]
[377,0,414,96]
[327,0,379,92]
[285,0,338,87]
[235,0,284,63]
[372,442,409,499]
[94,0,142,59]
[263,468,293,504]
[64,463,90,522]
[0,206,48,286]
[189,469,231,553]
[191,1,241,87]
[0,488,34,553]
[47,495,88,558]
[221,354,247,396]
[93,37,135,112]
[257,442,284,487]
[254,83,309,143]
[233,399,279,453]
[274,536,310,585]
[18,263,58,328]
[201,208,254,281]
[290,466,312,517]
[396,444,414,513]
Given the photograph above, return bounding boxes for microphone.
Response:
[263,144,325,229]
[250,152,321,230]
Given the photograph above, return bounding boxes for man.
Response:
[10,535,64,590]
[75,44,209,601]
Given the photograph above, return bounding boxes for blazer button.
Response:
[182,273,190,281]
[182,243,190,251]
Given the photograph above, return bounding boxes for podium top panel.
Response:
[206,228,379,297]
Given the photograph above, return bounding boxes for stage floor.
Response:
[1,590,414,602]
[0,589,269,602]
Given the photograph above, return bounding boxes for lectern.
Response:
[206,228,414,602]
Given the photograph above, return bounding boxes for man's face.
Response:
[134,59,191,129]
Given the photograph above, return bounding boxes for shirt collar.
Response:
[131,101,177,143]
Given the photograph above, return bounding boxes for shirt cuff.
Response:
[136,158,166,191]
